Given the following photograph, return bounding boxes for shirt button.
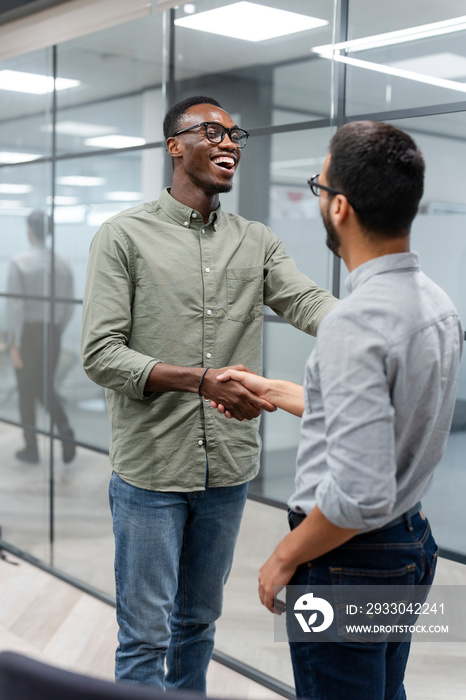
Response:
[198,439,204,446]
[192,212,197,218]
[205,267,210,273]
[206,352,212,359]
[201,227,206,234]
[207,309,212,316]
[183,221,189,227]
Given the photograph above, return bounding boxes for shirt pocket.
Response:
[226,267,263,323]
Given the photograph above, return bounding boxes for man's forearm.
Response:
[274,506,360,569]
[258,506,360,612]
[144,362,203,393]
[145,363,276,421]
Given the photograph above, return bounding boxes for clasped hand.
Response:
[200,365,276,421]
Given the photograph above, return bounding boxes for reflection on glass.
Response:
[0,49,53,162]
[0,421,49,561]
[6,210,75,464]
[217,499,294,687]
[273,58,332,126]
[56,304,111,454]
[174,0,335,129]
[54,149,163,299]
[345,0,466,114]
[269,128,334,288]
[252,322,316,503]
[406,117,466,556]
[53,444,114,594]
[55,11,165,154]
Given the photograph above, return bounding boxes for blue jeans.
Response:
[109,472,248,691]
[287,512,438,700]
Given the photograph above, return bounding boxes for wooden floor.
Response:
[0,552,281,699]
[1,548,466,699]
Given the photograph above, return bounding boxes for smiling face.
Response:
[168,103,242,196]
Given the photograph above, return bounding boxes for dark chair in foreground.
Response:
[0,651,200,700]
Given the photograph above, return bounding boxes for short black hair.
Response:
[27,210,50,241]
[327,121,425,238]
[163,95,222,140]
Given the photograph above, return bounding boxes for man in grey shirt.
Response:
[7,210,75,464]
[214,121,463,700]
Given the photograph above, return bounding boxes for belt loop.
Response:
[404,511,414,533]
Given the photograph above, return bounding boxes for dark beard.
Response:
[204,181,233,195]
[322,208,341,257]
[189,170,233,196]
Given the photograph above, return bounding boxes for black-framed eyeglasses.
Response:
[172,121,249,148]
[308,174,355,208]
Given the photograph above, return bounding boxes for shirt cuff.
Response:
[123,358,161,400]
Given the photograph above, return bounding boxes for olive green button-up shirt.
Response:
[81,188,337,491]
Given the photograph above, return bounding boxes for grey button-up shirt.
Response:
[81,188,337,491]
[289,252,463,531]
[7,243,74,346]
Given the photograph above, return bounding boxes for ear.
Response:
[329,193,351,226]
[166,136,183,159]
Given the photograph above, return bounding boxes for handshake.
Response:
[200,365,304,421]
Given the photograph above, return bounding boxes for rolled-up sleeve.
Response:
[81,223,160,400]
[314,313,397,529]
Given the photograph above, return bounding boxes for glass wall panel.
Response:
[54,148,164,298]
[273,57,333,126]
[53,444,114,594]
[268,127,333,283]
[346,0,466,115]
[255,126,334,501]
[251,323,316,502]
[173,0,335,129]
[0,48,53,163]
[0,171,53,449]
[0,422,50,562]
[216,499,294,687]
[381,113,466,557]
[55,303,110,453]
[55,12,165,153]
[0,161,52,293]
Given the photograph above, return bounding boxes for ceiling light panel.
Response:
[328,54,466,94]
[0,200,24,209]
[84,135,146,149]
[0,70,80,94]
[312,15,466,54]
[389,53,466,80]
[175,2,328,42]
[56,176,106,187]
[41,121,117,137]
[54,206,87,224]
[46,195,79,205]
[106,191,143,201]
[0,184,32,194]
[0,152,41,164]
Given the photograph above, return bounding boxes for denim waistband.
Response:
[288,501,423,533]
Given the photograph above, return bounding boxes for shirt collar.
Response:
[345,251,420,294]
[157,187,221,228]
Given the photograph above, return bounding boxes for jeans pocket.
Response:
[330,564,416,642]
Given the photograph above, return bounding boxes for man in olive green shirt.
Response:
[81,95,337,691]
